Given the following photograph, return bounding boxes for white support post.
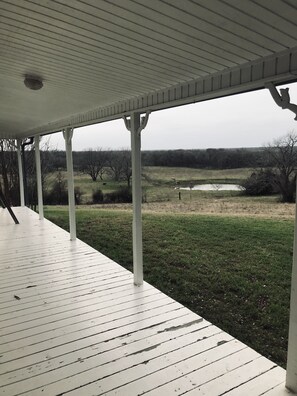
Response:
[34,135,44,220]
[131,114,142,286]
[124,112,150,286]
[266,83,297,393]
[63,127,76,241]
[16,139,25,207]
[286,180,297,393]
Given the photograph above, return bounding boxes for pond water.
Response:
[179,183,244,191]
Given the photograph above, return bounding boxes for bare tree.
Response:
[0,139,18,205]
[265,132,297,203]
[81,148,107,182]
[120,150,132,188]
[107,149,132,187]
[106,150,123,182]
[0,137,52,206]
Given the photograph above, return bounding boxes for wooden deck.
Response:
[0,207,288,395]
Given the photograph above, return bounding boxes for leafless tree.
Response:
[0,140,18,205]
[107,149,132,187]
[120,150,132,188]
[265,132,297,203]
[81,148,107,182]
[0,137,51,206]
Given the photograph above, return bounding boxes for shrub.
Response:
[44,172,68,205]
[74,187,84,205]
[242,169,276,196]
[104,186,132,203]
[92,188,104,203]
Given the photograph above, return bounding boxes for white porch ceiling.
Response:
[1,0,297,139]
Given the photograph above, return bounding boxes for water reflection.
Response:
[179,184,244,191]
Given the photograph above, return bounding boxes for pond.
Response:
[179,183,245,191]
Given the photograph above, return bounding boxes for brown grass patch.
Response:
[85,195,295,220]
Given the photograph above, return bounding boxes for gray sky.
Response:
[49,82,297,151]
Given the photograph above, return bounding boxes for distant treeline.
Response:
[142,148,266,169]
[41,147,267,171]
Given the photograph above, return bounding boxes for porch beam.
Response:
[34,135,44,220]
[63,127,76,241]
[16,139,25,207]
[124,112,150,286]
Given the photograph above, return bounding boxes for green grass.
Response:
[44,206,293,368]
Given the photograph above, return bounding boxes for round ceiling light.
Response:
[24,75,43,90]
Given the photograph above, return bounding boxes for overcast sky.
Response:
[49,82,297,151]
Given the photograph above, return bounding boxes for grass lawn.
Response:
[44,206,293,368]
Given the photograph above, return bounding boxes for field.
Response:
[44,166,296,368]
[47,166,252,204]
[47,166,294,219]
[143,166,252,184]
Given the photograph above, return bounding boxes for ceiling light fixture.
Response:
[24,75,43,90]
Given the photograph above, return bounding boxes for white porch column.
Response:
[63,127,76,241]
[34,135,44,220]
[286,179,297,392]
[267,83,297,393]
[16,139,25,207]
[124,112,150,286]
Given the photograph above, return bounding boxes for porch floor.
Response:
[0,207,288,395]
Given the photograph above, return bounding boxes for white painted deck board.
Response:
[0,207,287,395]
